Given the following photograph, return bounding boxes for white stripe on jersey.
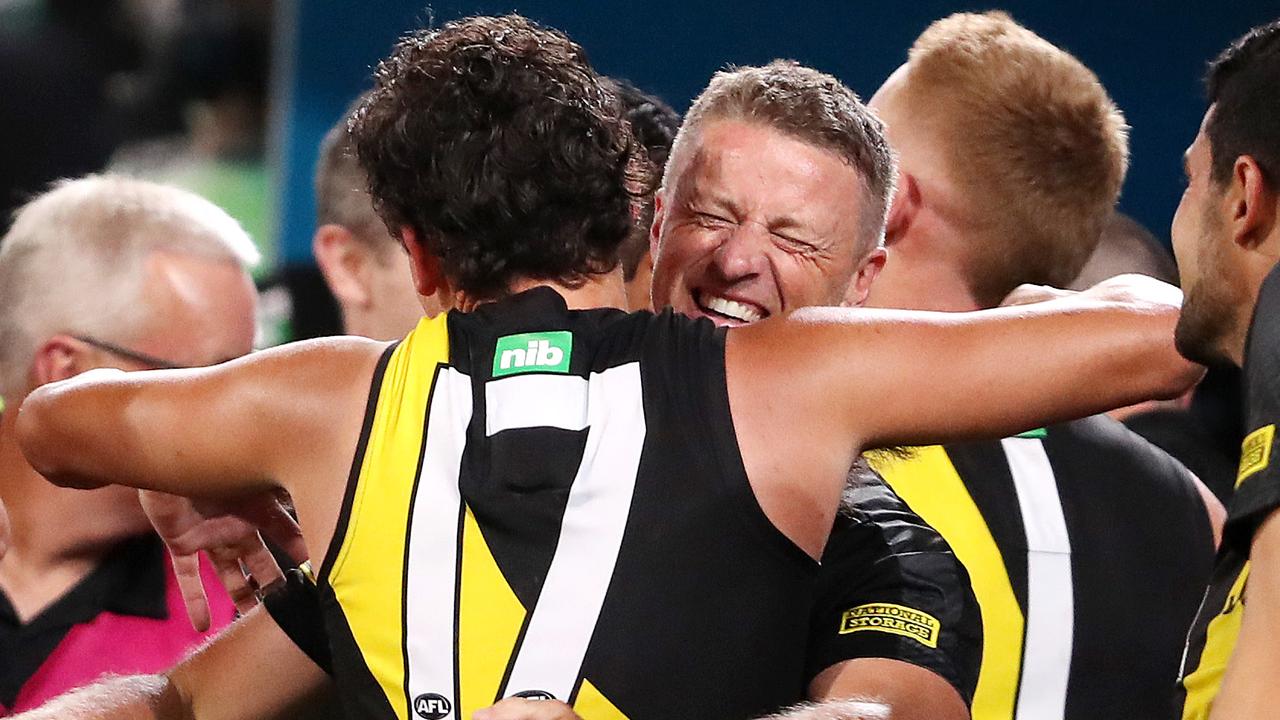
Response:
[404,367,474,719]
[1003,437,1074,720]
[500,363,646,701]
[486,374,590,435]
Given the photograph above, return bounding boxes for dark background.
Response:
[273,1,1277,263]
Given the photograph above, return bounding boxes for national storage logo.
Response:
[493,331,573,377]
[838,602,941,648]
[1237,424,1275,488]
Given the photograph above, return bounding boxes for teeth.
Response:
[701,292,763,322]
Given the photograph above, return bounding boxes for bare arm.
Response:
[1208,511,1280,720]
[15,337,383,500]
[729,274,1198,455]
[800,659,968,720]
[1193,474,1227,549]
[11,607,335,720]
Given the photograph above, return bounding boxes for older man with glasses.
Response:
[0,175,261,714]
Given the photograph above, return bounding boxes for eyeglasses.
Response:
[71,335,188,371]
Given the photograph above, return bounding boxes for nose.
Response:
[709,223,771,283]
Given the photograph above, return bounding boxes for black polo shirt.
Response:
[0,534,166,708]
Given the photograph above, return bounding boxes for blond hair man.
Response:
[862,13,1223,720]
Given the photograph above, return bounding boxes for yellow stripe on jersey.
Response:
[575,679,629,719]
[327,313,452,720]
[458,507,528,717]
[871,446,1023,720]
[1181,562,1250,720]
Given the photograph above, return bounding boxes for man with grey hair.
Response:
[649,60,894,324]
[0,175,260,713]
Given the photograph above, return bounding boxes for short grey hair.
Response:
[0,175,259,394]
[663,60,898,252]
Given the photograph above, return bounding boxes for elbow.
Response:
[15,388,101,490]
[1150,348,1205,402]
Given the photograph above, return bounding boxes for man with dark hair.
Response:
[1171,19,1280,720]
[605,78,681,312]
[133,77,984,720]
[13,14,1196,720]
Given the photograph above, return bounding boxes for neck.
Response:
[867,236,982,312]
[463,272,629,313]
[0,403,148,620]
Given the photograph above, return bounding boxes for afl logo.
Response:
[514,690,556,701]
[413,693,452,719]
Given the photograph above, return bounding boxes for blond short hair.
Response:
[904,12,1129,305]
[0,175,259,394]
[666,60,897,254]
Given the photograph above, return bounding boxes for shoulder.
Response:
[1048,415,1195,485]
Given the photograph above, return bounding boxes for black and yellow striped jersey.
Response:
[872,419,1213,720]
[306,287,978,720]
[1177,264,1280,719]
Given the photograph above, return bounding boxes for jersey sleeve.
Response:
[805,465,982,706]
[1226,266,1280,552]
[262,566,334,675]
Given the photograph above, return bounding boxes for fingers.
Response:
[170,550,212,632]
[474,698,581,720]
[209,547,259,615]
[239,540,286,595]
[255,501,310,566]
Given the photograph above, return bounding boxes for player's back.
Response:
[873,417,1215,720]
[316,287,820,720]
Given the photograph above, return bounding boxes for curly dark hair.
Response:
[607,78,682,281]
[350,14,645,299]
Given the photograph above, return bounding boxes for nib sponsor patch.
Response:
[493,331,573,377]
[1237,424,1275,488]
[838,602,941,648]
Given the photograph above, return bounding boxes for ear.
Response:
[884,173,921,247]
[649,191,667,261]
[31,335,91,386]
[400,226,447,299]
[842,247,887,307]
[313,225,372,307]
[1228,155,1280,254]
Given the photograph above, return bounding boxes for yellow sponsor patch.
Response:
[1237,424,1276,488]
[838,603,941,649]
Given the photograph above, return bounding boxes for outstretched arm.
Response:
[15,337,383,500]
[729,274,1198,457]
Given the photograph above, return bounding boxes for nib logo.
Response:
[493,331,573,377]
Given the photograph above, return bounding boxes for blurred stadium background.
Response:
[0,0,1273,344]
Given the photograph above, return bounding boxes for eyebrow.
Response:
[1183,151,1191,180]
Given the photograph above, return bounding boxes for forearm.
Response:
[759,700,889,720]
[11,674,188,720]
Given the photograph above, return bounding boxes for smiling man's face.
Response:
[648,119,872,325]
